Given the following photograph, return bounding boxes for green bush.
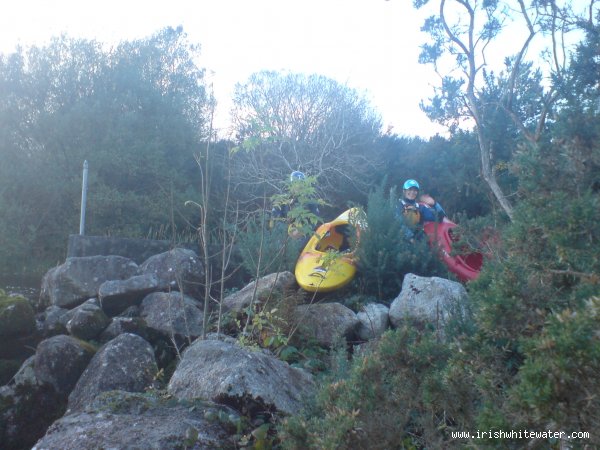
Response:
[279,327,455,449]
[441,191,600,448]
[355,183,446,301]
[236,215,304,278]
[509,297,600,443]
[279,131,600,448]
[237,175,323,279]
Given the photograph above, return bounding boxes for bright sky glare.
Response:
[3,0,588,139]
[0,0,451,138]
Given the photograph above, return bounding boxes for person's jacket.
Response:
[396,198,445,240]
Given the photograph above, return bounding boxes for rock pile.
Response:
[1,246,469,450]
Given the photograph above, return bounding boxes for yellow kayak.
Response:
[294,208,361,292]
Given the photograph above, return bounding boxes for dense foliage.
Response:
[354,182,446,300]
[277,22,600,448]
[281,326,454,449]
[0,27,208,274]
[0,35,493,276]
[1,11,599,449]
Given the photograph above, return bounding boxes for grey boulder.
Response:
[389,273,469,338]
[67,333,157,412]
[356,303,390,341]
[138,248,205,299]
[168,338,315,416]
[33,391,239,450]
[65,299,111,341]
[98,273,162,316]
[34,334,96,395]
[222,271,296,314]
[140,291,205,341]
[294,302,360,347]
[40,256,139,309]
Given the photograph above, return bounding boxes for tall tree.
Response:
[230,71,383,210]
[414,0,597,220]
[0,27,209,273]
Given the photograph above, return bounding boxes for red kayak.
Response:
[423,218,485,282]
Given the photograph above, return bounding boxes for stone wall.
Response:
[66,235,247,288]
[67,235,200,265]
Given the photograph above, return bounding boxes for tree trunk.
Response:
[477,130,514,221]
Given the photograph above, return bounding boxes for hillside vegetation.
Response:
[1,5,599,447]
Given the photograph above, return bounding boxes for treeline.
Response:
[0,27,208,274]
[0,27,493,276]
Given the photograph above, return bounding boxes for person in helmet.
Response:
[397,179,445,240]
[271,171,321,238]
[289,170,306,182]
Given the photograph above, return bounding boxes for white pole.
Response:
[79,160,88,235]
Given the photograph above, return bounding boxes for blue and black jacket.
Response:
[396,197,446,240]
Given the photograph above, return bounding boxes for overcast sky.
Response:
[5,0,588,139]
[0,0,453,138]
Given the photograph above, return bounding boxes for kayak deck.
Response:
[295,209,359,292]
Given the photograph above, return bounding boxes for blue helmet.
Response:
[403,179,420,190]
[290,171,306,182]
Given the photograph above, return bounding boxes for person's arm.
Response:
[433,202,445,221]
[419,194,446,222]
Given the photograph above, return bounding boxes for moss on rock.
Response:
[0,290,36,337]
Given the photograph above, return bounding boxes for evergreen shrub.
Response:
[355,183,445,301]
[510,297,600,442]
[279,326,455,449]
[441,132,600,447]
[237,175,322,279]
[460,190,600,447]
